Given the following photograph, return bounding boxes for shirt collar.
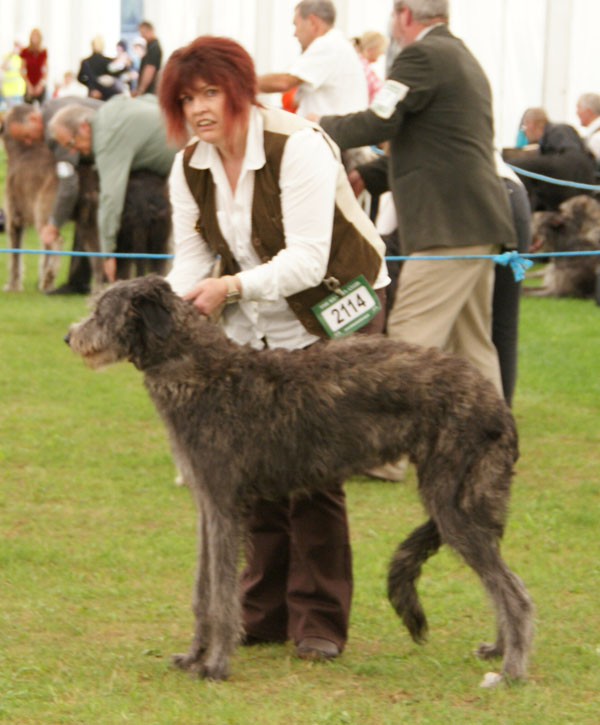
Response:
[188,105,266,171]
[584,115,600,137]
[416,22,446,41]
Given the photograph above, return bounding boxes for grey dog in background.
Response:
[65,275,533,686]
[528,194,600,298]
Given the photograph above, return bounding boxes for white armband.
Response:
[56,161,75,179]
[370,80,410,119]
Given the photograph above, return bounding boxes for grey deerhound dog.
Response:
[65,275,533,686]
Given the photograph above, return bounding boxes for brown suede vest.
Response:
[182,111,382,338]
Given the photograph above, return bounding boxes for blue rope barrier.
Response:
[506,163,600,192]
[493,250,534,282]
[4,248,600,284]
[0,249,172,259]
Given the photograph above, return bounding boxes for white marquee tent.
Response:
[1,0,599,147]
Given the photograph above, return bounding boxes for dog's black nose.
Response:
[64,332,71,345]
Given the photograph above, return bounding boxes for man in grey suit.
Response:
[317,0,515,398]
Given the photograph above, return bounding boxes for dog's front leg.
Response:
[200,500,243,681]
[4,223,24,292]
[172,504,211,674]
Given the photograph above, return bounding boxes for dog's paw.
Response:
[475,642,504,660]
[171,651,205,673]
[200,660,229,681]
[479,671,504,688]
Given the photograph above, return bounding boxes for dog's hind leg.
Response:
[387,518,442,643]
[436,514,533,685]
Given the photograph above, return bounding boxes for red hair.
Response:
[159,36,258,147]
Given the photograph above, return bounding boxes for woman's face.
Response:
[180,80,228,148]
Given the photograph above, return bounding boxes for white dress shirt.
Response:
[582,116,600,161]
[289,28,368,117]
[168,106,386,350]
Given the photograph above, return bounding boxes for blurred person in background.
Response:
[1,40,26,108]
[133,21,162,96]
[353,30,387,103]
[77,35,125,101]
[576,92,600,163]
[20,28,47,103]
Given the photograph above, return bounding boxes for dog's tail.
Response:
[387,518,442,643]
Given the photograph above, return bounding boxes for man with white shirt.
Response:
[257,0,368,117]
[576,92,600,163]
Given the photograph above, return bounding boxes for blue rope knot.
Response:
[493,250,534,282]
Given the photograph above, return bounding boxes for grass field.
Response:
[1,155,599,723]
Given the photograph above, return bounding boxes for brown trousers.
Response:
[240,289,386,649]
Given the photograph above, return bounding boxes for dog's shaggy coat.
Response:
[65,275,533,685]
[528,195,600,298]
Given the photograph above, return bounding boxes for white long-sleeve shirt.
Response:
[167,106,387,350]
[289,28,368,117]
[582,116,600,161]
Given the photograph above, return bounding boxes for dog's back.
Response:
[143,306,517,514]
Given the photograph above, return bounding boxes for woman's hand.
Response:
[183,277,231,315]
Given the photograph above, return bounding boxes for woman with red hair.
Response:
[159,35,388,666]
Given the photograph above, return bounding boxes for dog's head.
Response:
[65,274,176,370]
[555,195,600,245]
[530,210,571,252]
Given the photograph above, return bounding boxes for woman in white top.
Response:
[158,35,388,662]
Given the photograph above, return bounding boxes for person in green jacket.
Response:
[48,93,177,282]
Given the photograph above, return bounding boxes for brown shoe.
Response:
[295,637,340,660]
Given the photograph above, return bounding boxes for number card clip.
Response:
[312,275,381,338]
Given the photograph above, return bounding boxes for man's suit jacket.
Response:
[320,24,515,256]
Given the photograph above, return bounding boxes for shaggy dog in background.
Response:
[75,166,172,289]
[1,125,58,291]
[528,194,600,298]
[65,275,533,687]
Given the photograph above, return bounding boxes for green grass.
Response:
[1,153,600,722]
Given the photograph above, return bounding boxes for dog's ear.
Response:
[134,295,174,340]
[568,201,585,230]
[131,277,175,340]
